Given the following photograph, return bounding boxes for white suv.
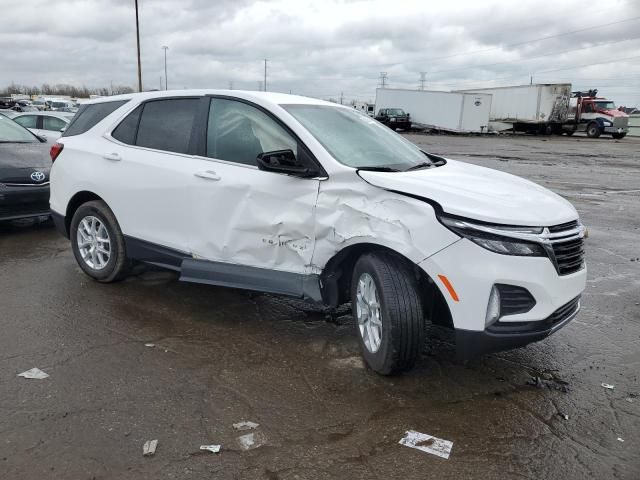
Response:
[50,91,587,375]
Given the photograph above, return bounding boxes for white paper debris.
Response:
[17,368,49,379]
[601,383,615,390]
[144,343,155,348]
[399,430,453,460]
[233,421,259,431]
[617,437,624,442]
[200,444,221,453]
[143,439,158,456]
[237,433,256,450]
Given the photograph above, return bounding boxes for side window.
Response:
[206,98,297,166]
[62,100,127,137]
[135,99,198,154]
[14,115,38,129]
[43,116,67,131]
[112,106,142,145]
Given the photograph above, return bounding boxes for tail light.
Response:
[50,142,64,163]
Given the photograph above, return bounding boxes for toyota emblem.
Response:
[30,171,46,182]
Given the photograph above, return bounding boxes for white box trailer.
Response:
[455,84,572,133]
[375,88,492,133]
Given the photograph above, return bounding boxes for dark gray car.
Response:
[0,115,51,221]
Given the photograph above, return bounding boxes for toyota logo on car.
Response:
[30,171,46,182]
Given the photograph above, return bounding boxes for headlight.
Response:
[439,215,547,257]
[602,120,612,126]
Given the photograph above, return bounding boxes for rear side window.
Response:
[63,100,127,137]
[112,106,142,145]
[135,99,199,154]
[43,116,67,131]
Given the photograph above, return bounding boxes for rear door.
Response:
[105,98,202,253]
[186,97,320,274]
[41,115,67,140]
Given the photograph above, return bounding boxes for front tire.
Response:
[70,200,130,282]
[612,132,626,139]
[586,122,601,138]
[351,252,424,375]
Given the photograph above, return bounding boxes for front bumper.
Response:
[0,183,50,221]
[604,126,628,134]
[418,238,587,357]
[455,296,580,361]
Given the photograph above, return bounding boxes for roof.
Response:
[12,111,72,121]
[84,90,338,108]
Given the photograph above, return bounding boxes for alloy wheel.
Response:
[76,215,111,270]
[356,273,383,353]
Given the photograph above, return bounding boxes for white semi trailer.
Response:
[374,88,492,133]
[455,84,572,134]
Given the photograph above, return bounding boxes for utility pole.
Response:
[135,0,142,92]
[379,72,388,89]
[228,81,234,90]
[419,72,426,90]
[263,59,268,92]
[530,74,533,85]
[340,92,344,104]
[162,46,169,90]
[159,76,163,90]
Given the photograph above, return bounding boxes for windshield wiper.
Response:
[404,162,431,171]
[357,166,402,172]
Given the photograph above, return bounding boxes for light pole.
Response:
[162,46,169,90]
[135,0,142,92]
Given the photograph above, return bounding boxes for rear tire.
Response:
[351,252,424,375]
[70,200,130,282]
[586,122,601,138]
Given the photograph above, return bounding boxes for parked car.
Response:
[0,115,51,222]
[12,112,71,141]
[49,100,76,112]
[50,91,586,375]
[375,107,411,130]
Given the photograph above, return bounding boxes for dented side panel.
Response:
[187,160,320,274]
[312,170,460,270]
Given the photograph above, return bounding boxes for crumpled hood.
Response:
[358,159,578,226]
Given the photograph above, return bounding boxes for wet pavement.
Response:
[1,134,639,479]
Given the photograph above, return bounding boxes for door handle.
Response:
[103,152,122,161]
[194,170,221,181]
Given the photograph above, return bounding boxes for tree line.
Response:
[1,82,134,98]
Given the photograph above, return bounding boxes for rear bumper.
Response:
[455,296,580,361]
[0,184,50,221]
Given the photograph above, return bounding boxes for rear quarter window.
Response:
[62,100,128,137]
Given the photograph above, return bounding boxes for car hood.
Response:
[358,159,578,226]
[0,142,51,184]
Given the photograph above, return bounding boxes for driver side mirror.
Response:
[256,149,317,177]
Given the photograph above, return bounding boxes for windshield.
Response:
[0,115,37,142]
[386,108,405,116]
[595,101,616,110]
[52,102,68,108]
[284,104,428,170]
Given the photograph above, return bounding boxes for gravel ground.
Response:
[1,133,638,479]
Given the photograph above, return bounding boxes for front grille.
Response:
[546,221,585,275]
[613,117,628,128]
[497,284,536,315]
[488,296,580,334]
[548,220,578,233]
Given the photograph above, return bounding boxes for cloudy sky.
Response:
[1,0,639,105]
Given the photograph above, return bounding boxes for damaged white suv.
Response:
[50,91,586,375]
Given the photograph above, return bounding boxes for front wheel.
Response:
[612,132,626,139]
[586,122,601,138]
[351,252,424,375]
[70,200,130,282]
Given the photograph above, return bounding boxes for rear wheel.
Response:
[565,129,575,136]
[70,200,130,282]
[351,252,424,375]
[586,122,601,138]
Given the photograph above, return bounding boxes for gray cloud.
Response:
[0,0,638,105]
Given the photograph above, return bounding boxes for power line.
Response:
[426,36,640,77]
[421,16,640,64]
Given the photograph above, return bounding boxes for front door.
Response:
[187,97,320,275]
